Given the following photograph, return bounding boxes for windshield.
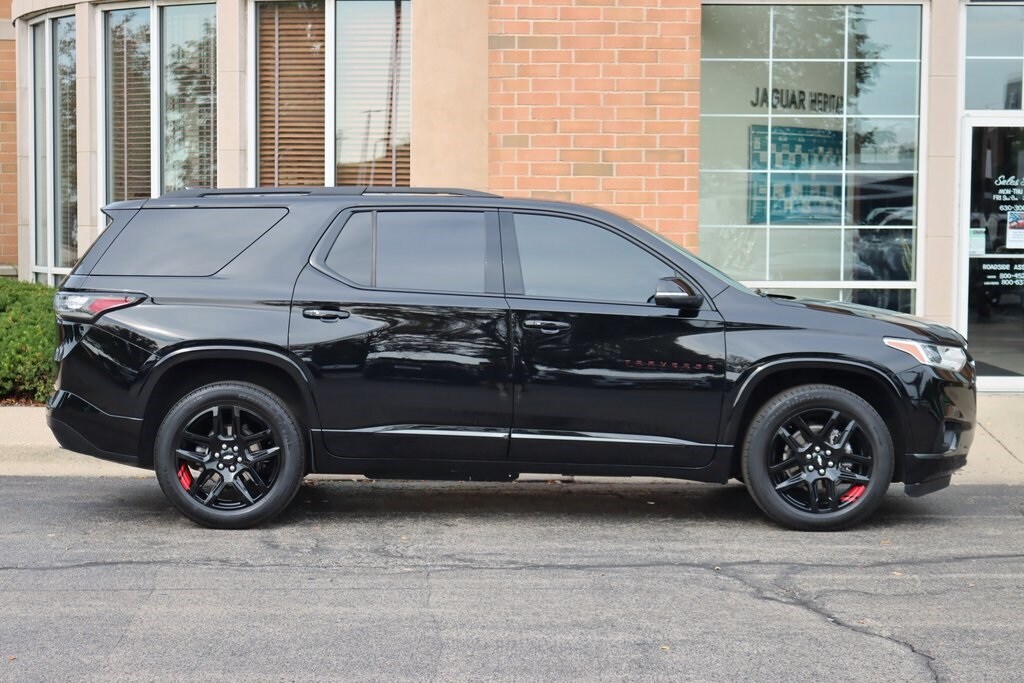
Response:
[640,227,756,295]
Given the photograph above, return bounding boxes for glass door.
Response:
[963,123,1024,388]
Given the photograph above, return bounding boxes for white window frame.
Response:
[958,2,1024,391]
[96,0,216,219]
[246,0,336,187]
[245,0,411,187]
[699,0,929,315]
[28,14,75,286]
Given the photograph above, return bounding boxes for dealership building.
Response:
[2,0,1023,389]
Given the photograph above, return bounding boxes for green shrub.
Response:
[0,279,57,403]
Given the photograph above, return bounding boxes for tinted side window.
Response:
[324,212,372,285]
[92,208,288,276]
[325,211,488,293]
[512,213,675,303]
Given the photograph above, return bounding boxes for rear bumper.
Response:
[47,390,144,468]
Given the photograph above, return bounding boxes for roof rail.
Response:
[361,186,501,198]
[160,186,501,199]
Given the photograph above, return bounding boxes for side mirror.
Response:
[653,277,704,311]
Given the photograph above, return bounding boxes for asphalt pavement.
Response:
[1,397,1023,681]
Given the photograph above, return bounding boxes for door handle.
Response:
[523,319,571,334]
[303,308,350,321]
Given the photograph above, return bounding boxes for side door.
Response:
[289,208,514,461]
[502,211,726,469]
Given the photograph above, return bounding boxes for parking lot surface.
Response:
[1,476,1022,681]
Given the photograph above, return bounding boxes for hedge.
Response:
[0,278,57,403]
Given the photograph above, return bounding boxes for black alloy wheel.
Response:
[742,384,894,531]
[155,382,305,528]
[174,405,281,510]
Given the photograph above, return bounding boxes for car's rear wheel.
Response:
[742,384,894,531]
[154,382,304,529]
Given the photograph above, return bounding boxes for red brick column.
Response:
[488,0,701,249]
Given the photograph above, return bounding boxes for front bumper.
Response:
[898,362,976,496]
[47,390,144,468]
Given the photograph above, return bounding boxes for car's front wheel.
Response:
[742,384,894,531]
[154,382,305,529]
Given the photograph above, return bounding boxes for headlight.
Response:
[884,338,967,372]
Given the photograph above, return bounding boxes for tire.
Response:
[741,384,894,531]
[154,382,305,529]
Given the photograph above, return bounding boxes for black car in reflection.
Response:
[48,186,976,531]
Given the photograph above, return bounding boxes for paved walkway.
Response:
[1,395,1022,483]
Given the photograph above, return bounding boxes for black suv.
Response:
[48,187,976,530]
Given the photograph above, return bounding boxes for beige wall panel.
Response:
[75,1,98,253]
[410,0,487,190]
[929,0,959,78]
[11,0,64,22]
[216,0,247,187]
[921,154,958,321]
[924,149,958,241]
[927,75,959,160]
[920,1,961,325]
[922,235,955,321]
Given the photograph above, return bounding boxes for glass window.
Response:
[256,1,326,186]
[700,5,921,311]
[772,6,845,60]
[769,228,842,280]
[965,60,1024,111]
[326,211,488,292]
[54,17,77,269]
[31,16,77,284]
[698,227,767,281]
[965,126,1024,377]
[699,171,767,226]
[106,9,151,201]
[701,62,769,116]
[162,5,217,192]
[93,208,288,276]
[966,5,1024,59]
[847,173,916,227]
[701,5,769,59]
[255,0,412,187]
[764,120,843,170]
[513,214,674,303]
[325,212,373,285]
[336,0,411,186]
[847,118,917,171]
[375,212,486,292]
[769,173,844,226]
[32,23,47,270]
[700,117,767,171]
[849,5,921,60]
[966,6,1024,111]
[847,62,919,116]
[105,3,216,199]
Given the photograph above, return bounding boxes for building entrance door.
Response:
[963,123,1024,389]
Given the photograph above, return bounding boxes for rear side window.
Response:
[92,207,288,276]
[324,211,489,293]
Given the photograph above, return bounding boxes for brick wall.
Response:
[0,0,15,272]
[488,0,701,249]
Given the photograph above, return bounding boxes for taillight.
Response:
[54,291,145,322]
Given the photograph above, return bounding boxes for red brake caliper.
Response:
[839,484,866,503]
[177,463,194,490]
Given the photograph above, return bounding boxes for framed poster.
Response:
[748,125,844,224]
